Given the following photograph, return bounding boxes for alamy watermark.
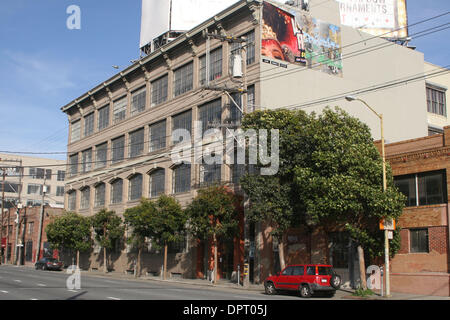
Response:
[66,5,81,30]
[170,121,279,176]
[66,265,81,290]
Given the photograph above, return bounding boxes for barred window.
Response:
[70,120,81,143]
[129,174,143,201]
[245,30,256,65]
[229,92,242,125]
[27,184,41,195]
[112,136,125,164]
[200,159,221,186]
[95,142,108,169]
[199,99,222,135]
[45,169,52,180]
[426,85,446,116]
[84,112,94,137]
[151,75,168,106]
[98,105,110,131]
[113,97,127,124]
[149,120,166,152]
[110,179,123,204]
[57,170,65,181]
[173,164,191,194]
[129,128,145,158]
[80,187,90,210]
[232,146,245,184]
[94,183,106,208]
[247,84,255,113]
[68,191,76,211]
[56,186,65,197]
[69,153,78,176]
[81,148,92,173]
[173,62,193,97]
[149,169,165,198]
[410,229,429,253]
[172,110,192,144]
[131,86,146,116]
[199,47,223,86]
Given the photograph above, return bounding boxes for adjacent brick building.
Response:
[0,206,64,265]
[385,125,450,296]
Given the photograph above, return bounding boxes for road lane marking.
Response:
[68,290,79,293]
[107,297,121,300]
[0,291,8,294]
[30,298,38,300]
[14,280,22,283]
[37,283,47,287]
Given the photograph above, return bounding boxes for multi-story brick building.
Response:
[59,0,448,284]
[1,206,64,265]
[386,126,449,296]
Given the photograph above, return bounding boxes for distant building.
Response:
[0,153,66,209]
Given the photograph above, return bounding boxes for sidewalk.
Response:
[80,268,450,300]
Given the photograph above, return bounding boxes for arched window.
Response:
[172,164,191,194]
[149,169,165,198]
[110,178,123,204]
[94,183,106,208]
[80,187,90,210]
[129,174,143,201]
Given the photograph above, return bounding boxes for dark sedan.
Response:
[35,257,63,271]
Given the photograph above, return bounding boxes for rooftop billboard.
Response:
[139,0,309,50]
[262,1,343,76]
[336,0,408,39]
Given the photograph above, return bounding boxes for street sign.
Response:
[380,218,396,230]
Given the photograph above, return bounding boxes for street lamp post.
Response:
[345,95,390,297]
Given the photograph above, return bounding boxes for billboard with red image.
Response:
[262,1,343,76]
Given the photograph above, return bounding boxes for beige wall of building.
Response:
[0,153,66,208]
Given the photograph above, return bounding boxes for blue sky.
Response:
[0,0,448,161]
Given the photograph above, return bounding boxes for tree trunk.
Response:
[163,241,168,280]
[278,240,286,271]
[135,247,142,278]
[103,246,107,273]
[76,250,80,269]
[213,233,218,285]
[357,245,367,289]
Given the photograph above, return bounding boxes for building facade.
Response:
[60,0,448,284]
[0,153,66,209]
[0,206,64,265]
[387,126,449,296]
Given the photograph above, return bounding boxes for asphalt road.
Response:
[0,265,349,301]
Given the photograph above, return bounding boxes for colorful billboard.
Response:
[262,1,343,76]
[336,0,408,39]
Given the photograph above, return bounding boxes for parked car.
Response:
[264,264,342,298]
[35,257,63,271]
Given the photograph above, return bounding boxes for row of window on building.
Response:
[68,87,255,178]
[67,162,245,211]
[70,31,256,144]
[1,182,65,197]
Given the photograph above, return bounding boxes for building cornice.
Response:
[60,0,257,114]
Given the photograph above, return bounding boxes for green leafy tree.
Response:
[45,211,92,267]
[123,199,156,277]
[147,195,187,280]
[186,185,240,284]
[240,109,313,270]
[293,107,405,288]
[91,209,124,273]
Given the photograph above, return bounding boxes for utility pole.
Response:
[0,168,5,264]
[14,161,23,265]
[35,179,47,263]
